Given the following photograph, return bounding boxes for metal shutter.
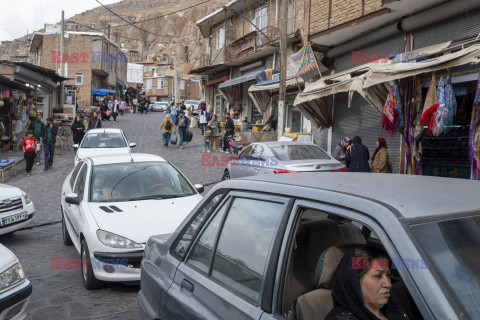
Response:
[332,92,401,173]
[313,127,329,151]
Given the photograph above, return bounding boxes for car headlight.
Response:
[96,230,142,249]
[0,263,25,291]
[22,191,31,205]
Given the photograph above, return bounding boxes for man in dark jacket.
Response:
[28,114,43,165]
[345,136,370,172]
[223,113,235,152]
[42,117,58,171]
[88,112,102,130]
[175,110,189,149]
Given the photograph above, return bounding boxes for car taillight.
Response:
[273,170,298,174]
[331,167,348,172]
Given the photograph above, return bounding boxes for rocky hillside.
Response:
[0,0,229,73]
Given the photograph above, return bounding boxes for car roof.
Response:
[256,141,318,147]
[87,128,124,134]
[86,153,167,166]
[230,173,480,219]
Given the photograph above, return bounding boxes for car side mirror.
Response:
[194,184,204,194]
[129,143,136,148]
[73,144,79,151]
[65,193,80,206]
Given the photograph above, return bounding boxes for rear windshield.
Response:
[81,132,126,148]
[270,145,330,161]
[411,215,480,317]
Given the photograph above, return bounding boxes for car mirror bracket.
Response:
[65,193,80,206]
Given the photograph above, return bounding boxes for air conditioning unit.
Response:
[272,73,280,81]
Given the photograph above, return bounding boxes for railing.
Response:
[225,26,280,62]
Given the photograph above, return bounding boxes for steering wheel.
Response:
[150,183,174,191]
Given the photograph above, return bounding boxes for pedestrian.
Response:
[222,113,235,153]
[22,129,37,176]
[333,137,350,165]
[171,102,178,125]
[119,99,126,116]
[42,117,58,171]
[158,114,175,147]
[71,115,85,144]
[208,114,220,151]
[198,103,208,135]
[175,110,189,149]
[166,103,172,115]
[371,137,390,173]
[145,97,150,114]
[100,101,107,120]
[112,99,119,122]
[345,136,370,172]
[88,111,102,130]
[203,127,212,153]
[133,98,138,113]
[28,114,43,165]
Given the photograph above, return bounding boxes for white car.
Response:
[0,244,31,320]
[0,185,35,236]
[150,101,168,112]
[60,153,204,289]
[73,128,136,165]
[184,100,201,111]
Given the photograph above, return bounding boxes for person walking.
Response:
[175,110,189,149]
[28,114,43,165]
[119,99,126,116]
[345,136,370,172]
[171,102,178,125]
[166,102,172,115]
[222,113,235,153]
[112,99,119,122]
[208,114,220,151]
[158,114,175,147]
[71,115,85,144]
[22,129,37,176]
[371,138,390,173]
[88,111,102,130]
[333,137,350,165]
[198,103,208,135]
[203,127,212,153]
[42,117,58,171]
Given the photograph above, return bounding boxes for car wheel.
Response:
[81,238,104,290]
[62,209,73,246]
[222,170,230,181]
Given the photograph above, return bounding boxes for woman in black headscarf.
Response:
[326,245,408,320]
[345,136,370,172]
[71,115,85,144]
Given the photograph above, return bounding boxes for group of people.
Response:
[96,97,124,122]
[334,136,391,173]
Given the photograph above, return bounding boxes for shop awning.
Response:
[204,75,229,86]
[218,70,276,89]
[0,75,32,92]
[92,89,116,96]
[248,77,304,113]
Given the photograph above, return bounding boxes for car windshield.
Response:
[270,144,331,161]
[186,100,197,105]
[411,215,480,317]
[81,132,127,148]
[90,162,196,202]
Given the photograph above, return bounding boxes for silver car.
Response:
[150,102,168,112]
[222,141,346,180]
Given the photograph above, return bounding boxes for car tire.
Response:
[81,238,104,290]
[62,209,73,246]
[222,170,230,181]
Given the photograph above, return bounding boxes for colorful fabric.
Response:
[470,71,480,180]
[433,76,448,136]
[382,85,402,136]
[443,76,457,133]
[420,75,440,135]
[411,76,424,175]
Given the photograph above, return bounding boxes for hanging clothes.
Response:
[411,76,424,175]
[420,75,440,135]
[470,71,480,180]
[433,76,447,136]
[443,75,457,133]
[382,84,402,136]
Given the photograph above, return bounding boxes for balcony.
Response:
[225,26,279,63]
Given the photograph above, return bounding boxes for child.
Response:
[22,129,37,176]
[203,128,212,153]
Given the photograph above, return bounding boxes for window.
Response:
[217,26,225,49]
[179,80,185,90]
[70,162,84,189]
[146,79,152,90]
[252,6,268,31]
[73,164,88,202]
[249,146,265,160]
[75,74,83,85]
[270,144,330,161]
[239,145,254,160]
[157,78,164,89]
[174,194,223,258]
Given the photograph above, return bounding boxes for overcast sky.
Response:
[0,0,119,41]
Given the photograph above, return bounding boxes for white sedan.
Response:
[73,128,136,165]
[0,244,31,320]
[60,153,204,289]
[0,184,35,236]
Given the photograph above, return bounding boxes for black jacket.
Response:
[42,124,58,143]
[28,120,44,138]
[225,117,235,133]
[345,143,370,172]
[88,117,102,130]
[71,120,85,142]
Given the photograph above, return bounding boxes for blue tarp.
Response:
[92,89,116,96]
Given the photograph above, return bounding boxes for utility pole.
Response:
[59,11,65,112]
[173,52,178,104]
[277,0,288,139]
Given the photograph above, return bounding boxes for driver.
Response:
[92,174,111,201]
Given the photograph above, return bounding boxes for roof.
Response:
[87,128,123,134]
[0,75,32,92]
[231,173,480,219]
[258,141,315,146]
[88,153,166,166]
[15,62,68,82]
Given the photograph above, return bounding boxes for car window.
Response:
[270,144,330,161]
[70,162,84,189]
[80,132,127,148]
[174,194,223,258]
[250,146,265,160]
[210,198,284,303]
[73,164,88,202]
[239,146,254,160]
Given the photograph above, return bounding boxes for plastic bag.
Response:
[170,134,177,145]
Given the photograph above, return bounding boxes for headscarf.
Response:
[352,136,362,145]
[371,138,387,163]
[340,137,350,146]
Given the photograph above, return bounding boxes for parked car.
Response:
[73,128,136,165]
[184,100,200,112]
[0,244,32,319]
[150,102,169,112]
[138,173,480,320]
[0,185,35,236]
[222,141,346,180]
[61,153,204,289]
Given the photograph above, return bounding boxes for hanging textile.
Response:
[382,84,402,136]
[433,76,447,136]
[470,71,480,180]
[411,76,424,175]
[420,75,439,135]
[443,76,457,133]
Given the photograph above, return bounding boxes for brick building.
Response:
[29,30,127,108]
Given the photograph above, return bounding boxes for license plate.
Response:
[1,212,28,226]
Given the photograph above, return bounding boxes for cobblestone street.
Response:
[0,112,226,319]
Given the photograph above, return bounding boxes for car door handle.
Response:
[181,279,194,293]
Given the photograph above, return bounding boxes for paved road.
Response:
[0,112,226,319]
